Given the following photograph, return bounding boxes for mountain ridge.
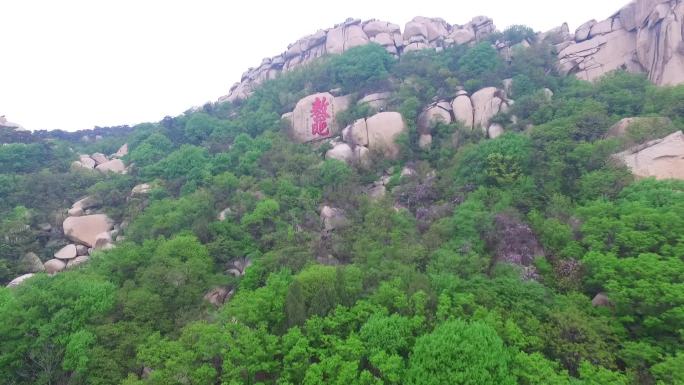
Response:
[220,0,684,103]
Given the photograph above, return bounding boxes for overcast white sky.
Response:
[1,0,628,131]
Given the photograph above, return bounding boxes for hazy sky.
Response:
[1,0,628,131]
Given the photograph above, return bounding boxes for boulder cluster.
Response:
[284,83,520,165]
[556,0,684,85]
[418,86,516,147]
[40,196,119,277]
[4,184,152,287]
[282,92,407,163]
[72,143,128,173]
[219,16,495,103]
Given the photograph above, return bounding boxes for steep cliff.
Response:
[557,0,684,85]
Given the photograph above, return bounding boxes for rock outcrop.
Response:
[606,116,673,138]
[204,287,234,306]
[491,214,545,280]
[416,87,513,143]
[557,0,684,85]
[227,258,252,277]
[96,159,126,173]
[72,146,128,173]
[220,2,684,106]
[320,206,348,231]
[613,130,684,180]
[218,16,496,103]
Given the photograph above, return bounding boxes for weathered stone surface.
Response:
[66,255,90,269]
[363,20,401,36]
[592,292,612,307]
[204,287,234,306]
[411,16,449,42]
[55,244,78,260]
[539,23,572,43]
[614,130,684,180]
[417,103,452,135]
[350,118,369,146]
[72,196,100,212]
[289,92,345,143]
[63,214,114,247]
[320,206,348,231]
[366,112,406,159]
[131,183,152,195]
[606,116,673,138]
[371,32,395,46]
[79,155,96,169]
[358,92,391,110]
[403,21,428,41]
[227,258,252,277]
[218,208,232,221]
[448,28,475,45]
[91,153,108,165]
[418,134,433,149]
[19,252,44,273]
[76,245,89,256]
[96,159,126,173]
[589,19,614,38]
[44,258,66,274]
[68,207,84,217]
[326,22,369,55]
[354,146,371,167]
[575,20,597,42]
[471,87,504,129]
[326,143,354,163]
[452,94,474,129]
[113,143,128,158]
[488,123,504,139]
[71,161,93,171]
[217,16,496,104]
[403,42,429,53]
[7,273,35,288]
[561,0,684,86]
[94,232,113,250]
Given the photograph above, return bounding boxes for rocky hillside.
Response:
[1,1,684,384]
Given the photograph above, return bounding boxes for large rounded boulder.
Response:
[288,92,348,143]
[63,214,114,247]
[366,112,406,159]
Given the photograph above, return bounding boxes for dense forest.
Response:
[1,25,683,385]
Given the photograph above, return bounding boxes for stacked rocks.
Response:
[72,143,128,173]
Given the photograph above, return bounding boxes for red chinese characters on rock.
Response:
[310,97,331,137]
